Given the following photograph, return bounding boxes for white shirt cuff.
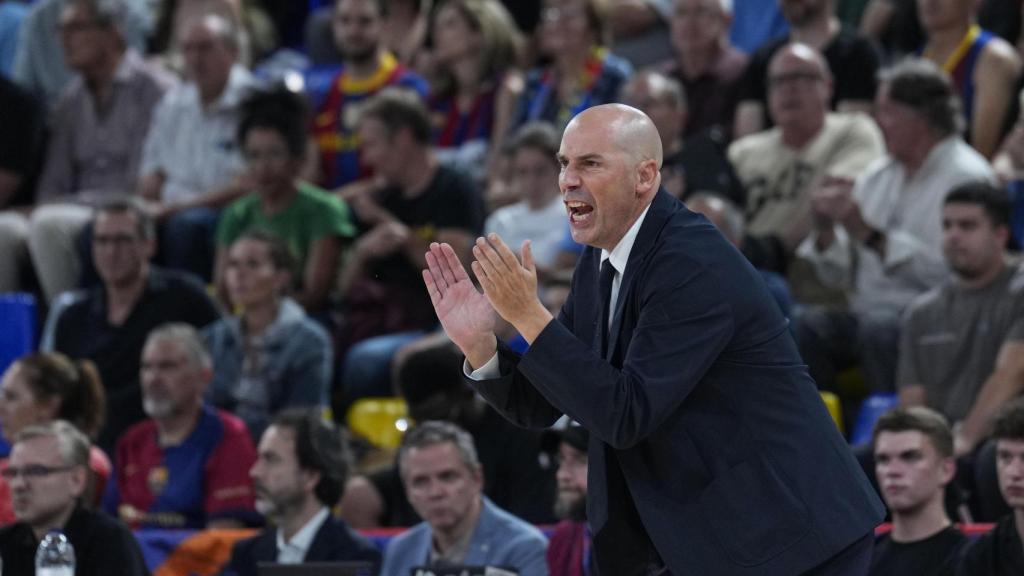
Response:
[464,353,501,380]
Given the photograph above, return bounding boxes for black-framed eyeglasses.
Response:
[1,464,76,481]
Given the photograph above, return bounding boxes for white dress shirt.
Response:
[276,507,331,564]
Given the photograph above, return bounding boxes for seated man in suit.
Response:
[0,421,149,576]
[381,421,548,576]
[222,408,380,575]
[869,407,968,576]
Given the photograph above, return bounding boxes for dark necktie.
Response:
[599,258,616,356]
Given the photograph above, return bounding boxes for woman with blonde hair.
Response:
[427,0,523,183]
[0,353,109,524]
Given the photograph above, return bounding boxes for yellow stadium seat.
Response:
[820,391,843,434]
[346,397,410,450]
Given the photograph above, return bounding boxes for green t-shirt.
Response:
[217,181,356,271]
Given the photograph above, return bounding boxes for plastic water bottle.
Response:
[35,530,75,576]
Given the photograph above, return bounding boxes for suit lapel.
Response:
[605,190,677,358]
[304,518,338,561]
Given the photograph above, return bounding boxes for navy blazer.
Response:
[220,516,381,576]
[467,190,884,575]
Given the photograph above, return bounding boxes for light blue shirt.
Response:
[0,1,28,77]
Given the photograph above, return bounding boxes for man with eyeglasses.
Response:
[728,42,883,284]
[23,0,175,303]
[0,420,148,576]
[45,198,221,450]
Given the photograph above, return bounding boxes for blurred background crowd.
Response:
[1,0,1024,574]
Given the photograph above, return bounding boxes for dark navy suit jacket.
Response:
[467,190,884,575]
[220,516,381,576]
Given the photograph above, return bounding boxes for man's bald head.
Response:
[768,42,832,82]
[568,104,664,169]
[558,104,664,251]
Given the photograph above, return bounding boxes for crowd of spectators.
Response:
[1,0,1024,574]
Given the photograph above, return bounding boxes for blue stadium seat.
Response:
[0,292,36,375]
[850,392,899,445]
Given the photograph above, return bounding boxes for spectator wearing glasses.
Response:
[45,198,221,450]
[0,352,109,525]
[0,421,148,576]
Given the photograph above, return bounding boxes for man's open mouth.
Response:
[567,201,594,223]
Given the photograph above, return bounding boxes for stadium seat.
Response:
[346,397,409,450]
[819,391,843,433]
[0,292,36,374]
[850,392,900,445]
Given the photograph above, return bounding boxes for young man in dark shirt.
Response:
[958,399,1024,575]
[869,406,968,576]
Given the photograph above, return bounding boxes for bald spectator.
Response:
[661,0,748,139]
[137,13,254,281]
[623,70,744,204]
[728,43,884,292]
[918,0,1021,159]
[734,0,880,138]
[797,58,995,395]
[26,0,174,303]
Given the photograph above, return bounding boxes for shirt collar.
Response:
[276,507,330,559]
[600,204,651,275]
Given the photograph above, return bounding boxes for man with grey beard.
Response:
[103,323,257,530]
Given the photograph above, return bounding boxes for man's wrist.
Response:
[512,305,555,344]
[464,333,498,370]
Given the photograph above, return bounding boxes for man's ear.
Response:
[303,469,322,494]
[70,465,89,499]
[144,235,158,260]
[636,159,660,196]
[940,456,956,485]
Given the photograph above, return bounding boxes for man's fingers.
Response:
[486,233,521,271]
[439,242,471,283]
[474,237,511,281]
[429,242,460,287]
[471,260,496,296]
[521,240,535,273]
[472,241,505,288]
[422,269,442,306]
[424,246,449,292]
